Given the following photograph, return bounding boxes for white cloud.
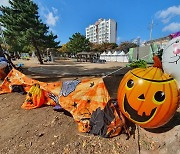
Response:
[32,2,60,27]
[52,7,58,14]
[162,22,180,32]
[161,17,172,24]
[156,5,180,23]
[37,4,59,27]
[45,12,59,26]
[0,0,10,7]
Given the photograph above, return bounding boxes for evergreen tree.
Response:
[67,32,90,54]
[44,31,59,49]
[0,0,59,64]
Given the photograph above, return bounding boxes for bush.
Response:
[128,59,147,68]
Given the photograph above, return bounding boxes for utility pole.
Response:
[149,19,154,41]
[148,19,158,56]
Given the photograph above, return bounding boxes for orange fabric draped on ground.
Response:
[0,69,127,137]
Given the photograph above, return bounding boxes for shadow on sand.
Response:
[145,111,180,133]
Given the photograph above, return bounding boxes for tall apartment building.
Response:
[85,18,117,44]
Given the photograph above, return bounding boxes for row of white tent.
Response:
[100,51,129,62]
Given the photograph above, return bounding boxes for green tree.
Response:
[67,33,90,54]
[100,42,118,51]
[44,31,59,49]
[118,42,138,53]
[0,0,59,64]
[90,42,118,52]
[90,43,102,52]
[58,43,69,53]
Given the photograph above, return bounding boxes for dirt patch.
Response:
[0,92,180,154]
[0,59,180,154]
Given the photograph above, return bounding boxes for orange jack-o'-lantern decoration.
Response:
[118,56,180,128]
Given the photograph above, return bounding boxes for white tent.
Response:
[100,50,129,62]
[111,51,118,61]
[105,51,112,61]
[117,51,129,62]
[100,51,106,60]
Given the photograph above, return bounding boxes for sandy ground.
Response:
[0,58,180,154]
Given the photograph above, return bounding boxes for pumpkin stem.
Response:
[153,55,162,69]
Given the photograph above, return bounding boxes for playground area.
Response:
[0,58,180,154]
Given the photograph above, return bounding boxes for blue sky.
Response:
[1,0,180,45]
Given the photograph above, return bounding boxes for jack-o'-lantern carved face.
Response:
[118,56,180,128]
